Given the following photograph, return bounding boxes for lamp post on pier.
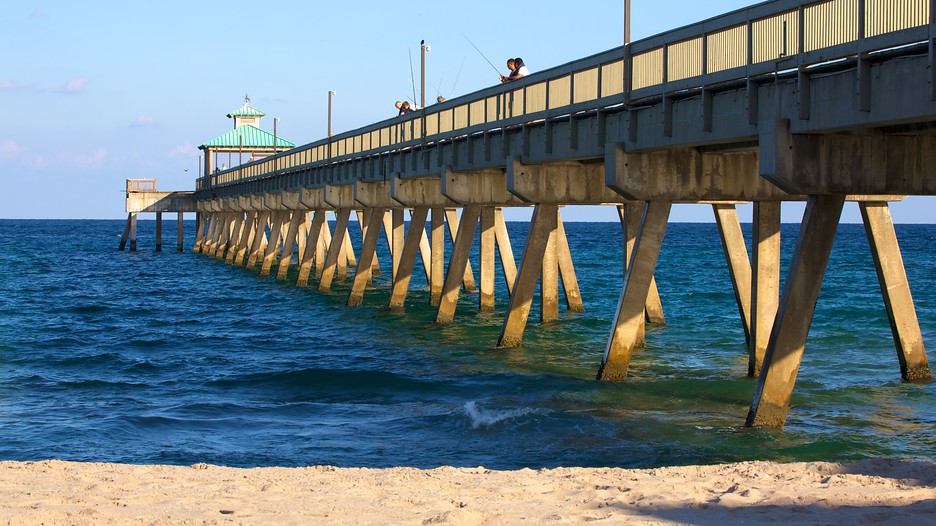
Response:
[624,0,631,44]
[328,90,336,137]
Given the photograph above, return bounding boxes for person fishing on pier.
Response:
[501,57,529,83]
[395,100,419,116]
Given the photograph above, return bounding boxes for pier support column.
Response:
[260,212,286,276]
[206,214,223,256]
[541,216,559,322]
[750,201,781,377]
[276,211,306,280]
[498,204,558,347]
[445,209,477,293]
[618,205,645,345]
[199,214,215,255]
[177,211,184,252]
[746,195,845,428]
[418,222,432,283]
[128,212,138,252]
[557,211,585,313]
[860,202,933,381]
[233,212,256,266]
[436,206,482,323]
[316,215,331,277]
[390,209,405,282]
[225,213,246,265]
[494,208,518,295]
[246,212,270,268]
[430,208,445,305]
[213,214,232,260]
[297,211,327,287]
[319,209,352,291]
[388,207,430,309]
[358,210,382,277]
[618,204,665,326]
[598,201,672,381]
[713,204,753,344]
[193,212,205,253]
[296,219,309,269]
[348,208,387,306]
[155,212,163,252]
[338,228,355,279]
[479,207,496,311]
[119,213,132,251]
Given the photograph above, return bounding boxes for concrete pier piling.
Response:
[388,207,429,309]
[859,202,932,382]
[746,195,845,428]
[750,202,781,377]
[318,209,351,292]
[497,204,558,348]
[435,205,481,324]
[598,201,672,381]
[347,208,386,306]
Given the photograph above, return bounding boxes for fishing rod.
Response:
[462,33,501,76]
[408,48,418,107]
[449,58,465,98]
[434,73,444,99]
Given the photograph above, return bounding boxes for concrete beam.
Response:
[507,158,624,204]
[606,144,787,201]
[324,184,355,209]
[355,181,399,208]
[761,120,936,195]
[300,188,333,210]
[263,193,284,211]
[441,166,526,206]
[281,190,301,210]
[390,173,458,208]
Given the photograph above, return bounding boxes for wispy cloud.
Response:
[168,142,195,158]
[19,147,108,169]
[57,77,88,94]
[0,80,32,91]
[73,147,107,167]
[0,140,27,159]
[130,115,157,128]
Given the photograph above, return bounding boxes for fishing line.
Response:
[462,33,501,76]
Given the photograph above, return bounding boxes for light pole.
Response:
[273,117,279,153]
[328,90,336,137]
[624,0,631,44]
[420,40,430,109]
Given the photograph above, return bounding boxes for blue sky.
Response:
[1,1,933,222]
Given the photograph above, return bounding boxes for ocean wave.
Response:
[462,401,545,429]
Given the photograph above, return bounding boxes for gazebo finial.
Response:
[244,93,250,106]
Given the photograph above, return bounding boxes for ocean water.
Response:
[0,218,933,469]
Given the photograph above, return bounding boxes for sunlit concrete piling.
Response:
[176,0,936,429]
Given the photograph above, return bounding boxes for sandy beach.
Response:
[0,459,932,525]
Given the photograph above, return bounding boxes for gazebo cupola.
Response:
[227,95,265,129]
[198,95,295,176]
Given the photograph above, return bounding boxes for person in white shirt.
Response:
[501,57,530,83]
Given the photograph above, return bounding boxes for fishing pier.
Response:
[131,0,936,428]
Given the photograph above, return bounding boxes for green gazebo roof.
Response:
[199,125,295,149]
[227,104,266,118]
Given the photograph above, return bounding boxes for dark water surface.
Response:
[0,219,933,469]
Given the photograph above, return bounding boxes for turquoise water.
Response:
[0,219,933,469]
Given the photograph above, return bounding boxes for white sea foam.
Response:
[463,401,540,429]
